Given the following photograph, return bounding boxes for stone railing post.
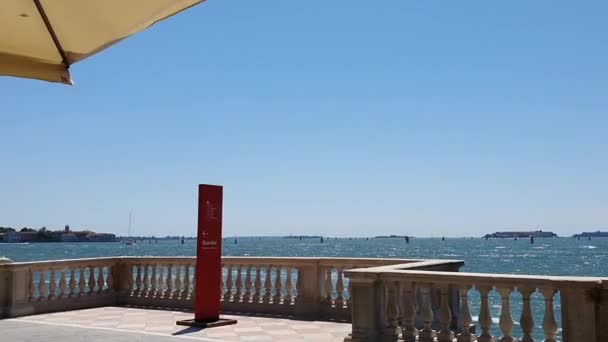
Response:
[599,282,608,342]
[113,259,133,305]
[1,261,35,318]
[560,285,600,342]
[0,257,13,318]
[293,260,322,318]
[344,272,396,342]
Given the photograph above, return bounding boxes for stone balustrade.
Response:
[2,256,604,341]
[345,266,608,342]
[0,256,459,321]
[0,257,120,318]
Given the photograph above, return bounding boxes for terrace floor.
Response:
[0,307,351,342]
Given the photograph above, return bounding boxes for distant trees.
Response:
[36,227,59,241]
[20,227,36,232]
[0,226,16,233]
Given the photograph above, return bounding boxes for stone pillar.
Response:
[3,262,35,318]
[598,284,608,342]
[294,261,322,318]
[0,257,13,318]
[345,273,397,342]
[113,260,133,305]
[560,286,600,342]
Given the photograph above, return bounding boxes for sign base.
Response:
[176,318,237,329]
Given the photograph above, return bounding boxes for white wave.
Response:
[470,316,500,324]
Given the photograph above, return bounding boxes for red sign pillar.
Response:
[195,184,223,322]
[178,184,236,328]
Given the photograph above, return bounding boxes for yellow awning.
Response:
[0,0,204,85]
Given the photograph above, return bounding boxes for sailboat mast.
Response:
[128,209,132,237]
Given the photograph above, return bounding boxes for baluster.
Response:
[225,265,234,302]
[386,281,399,338]
[69,268,77,297]
[87,266,96,295]
[58,269,67,298]
[295,268,301,304]
[183,265,191,299]
[142,264,150,296]
[243,266,252,303]
[134,265,142,296]
[156,265,163,295]
[273,267,282,304]
[419,284,435,342]
[541,288,558,342]
[477,285,495,342]
[498,287,515,342]
[48,268,57,300]
[520,287,535,342]
[323,268,333,306]
[191,266,196,300]
[29,270,36,301]
[159,265,167,297]
[78,267,86,297]
[150,264,157,297]
[235,265,243,302]
[253,267,262,303]
[174,265,183,299]
[284,267,293,304]
[219,265,225,301]
[97,267,105,294]
[457,285,474,342]
[263,265,272,304]
[334,269,344,308]
[38,270,47,301]
[164,264,173,299]
[437,284,454,342]
[106,266,113,292]
[401,282,418,342]
[346,276,352,309]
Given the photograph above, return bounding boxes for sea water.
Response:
[2,237,606,277]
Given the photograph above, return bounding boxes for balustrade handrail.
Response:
[1,256,433,270]
[1,257,123,268]
[348,259,465,273]
[348,268,605,288]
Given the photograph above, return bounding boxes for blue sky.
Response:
[1,0,607,237]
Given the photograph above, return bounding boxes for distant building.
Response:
[60,233,78,242]
[88,233,116,242]
[0,231,21,243]
[18,231,38,242]
[485,230,557,239]
[572,231,608,238]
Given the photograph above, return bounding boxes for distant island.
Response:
[484,230,557,239]
[374,235,411,239]
[283,235,323,239]
[572,231,608,238]
[0,225,116,243]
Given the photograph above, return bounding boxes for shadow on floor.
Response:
[121,305,350,324]
[172,326,204,336]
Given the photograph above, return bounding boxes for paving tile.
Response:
[238,336,275,341]
[13,306,350,341]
